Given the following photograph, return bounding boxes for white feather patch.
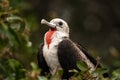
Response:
[43,31,68,74]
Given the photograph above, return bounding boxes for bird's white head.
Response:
[41,18,69,34]
[41,18,69,48]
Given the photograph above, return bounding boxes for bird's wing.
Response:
[57,38,108,78]
[37,43,50,75]
[57,38,81,79]
[58,38,81,70]
[58,38,96,70]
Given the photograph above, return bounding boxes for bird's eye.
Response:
[58,22,63,26]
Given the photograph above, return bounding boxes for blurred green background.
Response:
[0,0,120,79]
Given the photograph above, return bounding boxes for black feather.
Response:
[37,43,50,76]
[58,38,80,79]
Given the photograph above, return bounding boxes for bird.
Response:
[37,18,108,79]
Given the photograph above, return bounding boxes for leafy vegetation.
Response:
[0,0,120,80]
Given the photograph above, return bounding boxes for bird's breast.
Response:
[43,40,62,74]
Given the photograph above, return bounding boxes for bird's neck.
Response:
[44,30,69,48]
[45,29,56,48]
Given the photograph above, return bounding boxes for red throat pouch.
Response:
[46,30,56,48]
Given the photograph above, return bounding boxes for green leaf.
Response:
[8,27,21,45]
[77,61,88,71]
[0,62,9,76]
[6,16,25,32]
[30,62,38,70]
[93,68,109,76]
[69,69,78,73]
[6,16,23,23]
[112,69,120,78]
[38,76,48,80]
[8,59,21,71]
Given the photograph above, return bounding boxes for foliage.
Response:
[0,0,120,80]
[0,0,35,79]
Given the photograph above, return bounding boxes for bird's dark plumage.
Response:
[37,43,50,76]
[58,38,80,79]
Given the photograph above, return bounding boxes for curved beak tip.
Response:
[41,19,47,24]
[41,19,56,29]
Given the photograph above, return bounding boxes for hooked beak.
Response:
[41,19,56,29]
